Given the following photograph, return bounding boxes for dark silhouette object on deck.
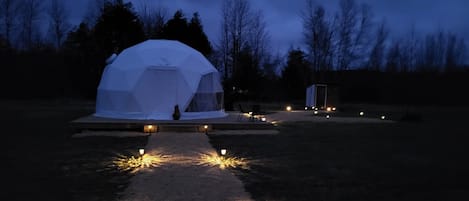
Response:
[173,105,181,120]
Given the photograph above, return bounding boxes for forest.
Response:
[0,0,467,106]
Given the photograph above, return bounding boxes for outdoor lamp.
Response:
[203,125,209,134]
[332,107,336,111]
[304,106,308,110]
[286,106,292,111]
[381,115,386,120]
[359,111,364,116]
[326,107,332,112]
[144,125,157,133]
[326,115,330,119]
[220,149,227,156]
[261,117,266,122]
[314,110,318,115]
[139,148,145,156]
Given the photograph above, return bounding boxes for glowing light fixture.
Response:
[326,107,332,112]
[326,115,330,119]
[143,125,157,133]
[286,106,292,111]
[314,107,318,111]
[381,115,386,120]
[139,148,145,156]
[261,117,266,122]
[220,149,227,156]
[359,111,364,116]
[332,107,336,111]
[202,124,209,134]
[248,111,253,115]
[304,106,308,110]
[314,111,318,115]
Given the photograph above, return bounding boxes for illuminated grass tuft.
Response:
[113,153,167,173]
[199,152,248,169]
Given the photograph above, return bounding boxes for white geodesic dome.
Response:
[95,40,226,120]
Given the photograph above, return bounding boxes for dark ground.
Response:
[1,100,148,201]
[209,105,469,201]
[1,100,468,201]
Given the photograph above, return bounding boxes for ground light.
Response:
[314,111,318,115]
[359,111,364,116]
[326,107,332,112]
[261,117,266,122]
[139,148,145,156]
[220,149,227,156]
[203,124,209,134]
[286,106,292,111]
[144,125,157,133]
[381,115,386,120]
[326,115,330,119]
[332,107,336,111]
[304,106,308,110]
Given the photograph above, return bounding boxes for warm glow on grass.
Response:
[113,152,167,173]
[199,152,248,170]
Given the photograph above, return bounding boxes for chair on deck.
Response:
[237,104,252,121]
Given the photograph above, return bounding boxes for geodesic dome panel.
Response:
[94,39,226,120]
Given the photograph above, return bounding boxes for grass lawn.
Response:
[209,106,469,201]
[1,100,148,201]
[2,100,468,201]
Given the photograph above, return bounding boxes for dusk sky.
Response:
[63,0,469,54]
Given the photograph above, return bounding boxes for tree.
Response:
[0,0,19,46]
[281,49,312,99]
[18,0,43,49]
[47,0,70,49]
[385,41,400,72]
[94,0,145,56]
[187,12,212,56]
[137,0,166,39]
[83,0,107,27]
[219,0,269,80]
[302,0,334,72]
[162,10,189,44]
[367,19,388,71]
[336,0,372,70]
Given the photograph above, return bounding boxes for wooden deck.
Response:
[70,112,275,132]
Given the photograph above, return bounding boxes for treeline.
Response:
[0,0,468,105]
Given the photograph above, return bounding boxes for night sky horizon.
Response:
[56,0,469,55]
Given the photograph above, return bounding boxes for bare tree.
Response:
[0,0,19,46]
[219,0,270,79]
[18,0,43,49]
[445,32,467,72]
[137,0,166,39]
[48,0,70,49]
[385,41,400,72]
[302,0,334,72]
[247,11,270,69]
[367,19,388,71]
[335,0,372,70]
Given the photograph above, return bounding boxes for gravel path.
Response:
[119,132,252,201]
